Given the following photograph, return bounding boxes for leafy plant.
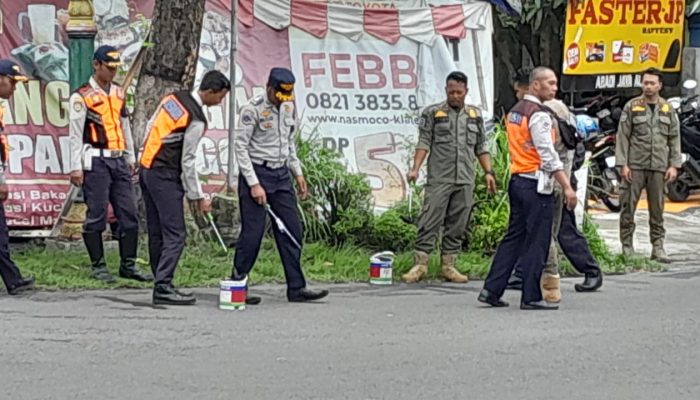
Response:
[467,124,511,254]
[295,127,375,245]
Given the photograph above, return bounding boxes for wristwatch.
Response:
[485,170,495,177]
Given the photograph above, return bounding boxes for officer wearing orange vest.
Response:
[139,70,230,306]
[0,60,34,295]
[69,46,152,283]
[478,67,577,310]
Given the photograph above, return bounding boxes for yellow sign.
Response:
[563,0,685,75]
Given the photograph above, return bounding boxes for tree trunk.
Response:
[129,0,205,232]
[131,0,205,147]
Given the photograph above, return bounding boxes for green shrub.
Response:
[296,129,375,245]
[467,123,511,254]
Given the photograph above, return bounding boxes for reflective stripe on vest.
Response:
[506,100,556,175]
[140,95,191,169]
[79,85,126,150]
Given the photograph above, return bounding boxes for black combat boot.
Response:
[83,232,115,283]
[118,230,153,282]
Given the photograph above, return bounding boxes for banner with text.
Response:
[563,0,685,75]
[0,0,494,229]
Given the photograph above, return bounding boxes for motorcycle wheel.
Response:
[667,180,690,202]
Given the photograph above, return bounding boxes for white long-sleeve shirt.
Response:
[524,94,564,173]
[68,77,135,172]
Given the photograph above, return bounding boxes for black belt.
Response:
[252,160,287,169]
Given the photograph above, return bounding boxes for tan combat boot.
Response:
[651,243,671,264]
[402,251,429,283]
[441,254,469,283]
[541,272,561,303]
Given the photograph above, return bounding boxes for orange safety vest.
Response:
[0,105,8,164]
[506,99,556,175]
[77,82,127,150]
[140,91,206,170]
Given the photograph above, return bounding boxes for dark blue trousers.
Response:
[0,205,24,290]
[484,176,554,304]
[140,168,186,287]
[558,205,600,275]
[233,165,306,290]
[83,157,139,234]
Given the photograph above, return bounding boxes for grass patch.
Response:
[11,233,662,290]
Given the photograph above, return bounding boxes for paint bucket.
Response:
[369,251,395,285]
[219,276,247,310]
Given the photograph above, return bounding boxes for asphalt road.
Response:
[1,267,699,400]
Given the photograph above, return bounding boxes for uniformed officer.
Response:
[69,46,152,283]
[0,60,34,295]
[479,67,577,311]
[402,71,496,284]
[507,78,603,300]
[139,70,230,305]
[616,68,682,263]
[233,67,328,303]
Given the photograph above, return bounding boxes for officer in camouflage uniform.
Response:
[616,68,682,263]
[403,71,496,283]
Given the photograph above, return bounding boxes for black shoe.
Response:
[287,288,329,303]
[119,267,154,282]
[506,275,523,290]
[7,276,35,295]
[575,272,603,292]
[84,232,115,283]
[117,230,153,282]
[92,267,116,283]
[477,289,509,307]
[520,300,559,310]
[153,286,196,306]
[246,295,262,305]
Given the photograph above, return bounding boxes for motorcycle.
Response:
[666,79,700,201]
[570,95,622,212]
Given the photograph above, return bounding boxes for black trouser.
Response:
[83,157,139,234]
[140,168,186,287]
[512,198,601,280]
[233,165,306,290]
[483,176,554,304]
[0,205,24,290]
[558,204,601,276]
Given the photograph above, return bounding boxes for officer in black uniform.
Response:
[0,60,34,295]
[233,67,328,304]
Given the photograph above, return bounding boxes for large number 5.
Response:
[354,132,405,208]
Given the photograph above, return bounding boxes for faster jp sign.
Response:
[563,0,685,75]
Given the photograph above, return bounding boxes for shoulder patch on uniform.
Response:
[508,112,523,124]
[661,103,670,113]
[163,98,185,121]
[435,110,447,118]
[632,105,646,112]
[72,100,84,113]
[240,109,256,126]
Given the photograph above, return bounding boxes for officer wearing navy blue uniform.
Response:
[233,68,328,304]
[0,60,34,295]
[69,46,152,283]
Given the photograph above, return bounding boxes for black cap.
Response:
[94,45,123,68]
[267,67,295,101]
[0,60,28,82]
